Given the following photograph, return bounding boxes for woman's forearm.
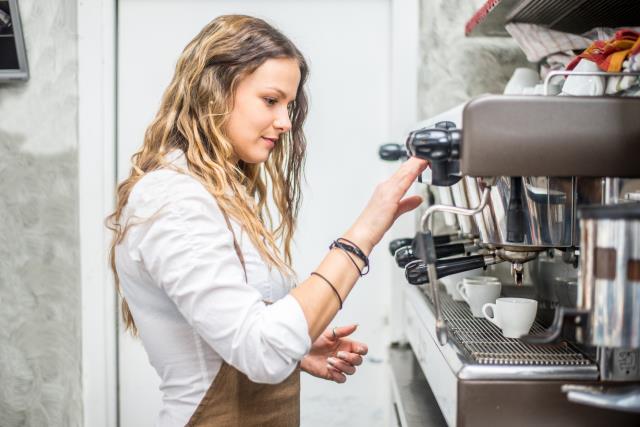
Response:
[290,227,372,341]
[291,157,427,342]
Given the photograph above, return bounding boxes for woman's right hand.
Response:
[293,157,428,340]
[344,157,428,254]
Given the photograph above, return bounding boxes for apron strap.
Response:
[220,207,248,284]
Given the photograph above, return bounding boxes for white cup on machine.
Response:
[457,276,502,317]
[503,67,539,95]
[482,297,538,338]
[444,279,465,301]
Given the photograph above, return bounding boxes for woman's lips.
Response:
[261,137,276,148]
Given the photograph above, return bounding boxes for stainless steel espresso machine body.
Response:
[381,95,640,426]
[578,203,640,350]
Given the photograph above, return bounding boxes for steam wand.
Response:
[415,183,493,345]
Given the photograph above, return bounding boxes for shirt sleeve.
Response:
[133,173,311,384]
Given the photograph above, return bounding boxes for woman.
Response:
[108,14,426,426]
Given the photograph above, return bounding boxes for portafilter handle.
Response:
[395,242,477,268]
[404,254,500,284]
[388,234,463,256]
[389,238,414,255]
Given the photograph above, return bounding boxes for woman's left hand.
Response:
[300,324,368,384]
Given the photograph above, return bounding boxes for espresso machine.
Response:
[381,95,640,426]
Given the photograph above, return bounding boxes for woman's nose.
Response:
[274,108,292,133]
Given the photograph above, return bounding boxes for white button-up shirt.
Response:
[115,150,311,426]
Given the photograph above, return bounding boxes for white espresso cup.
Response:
[443,279,464,301]
[442,269,484,301]
[453,275,500,302]
[503,67,539,95]
[482,297,538,338]
[457,277,501,317]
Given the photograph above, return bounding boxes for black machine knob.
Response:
[378,143,408,161]
[435,121,457,130]
[405,121,462,186]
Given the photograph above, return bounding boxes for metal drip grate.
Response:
[425,287,593,366]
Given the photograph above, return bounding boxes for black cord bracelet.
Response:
[335,247,364,276]
[330,238,370,276]
[311,272,343,309]
[337,238,368,264]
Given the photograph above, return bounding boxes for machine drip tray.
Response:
[437,291,592,367]
[405,284,599,381]
[403,284,639,426]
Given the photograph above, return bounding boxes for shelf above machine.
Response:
[466,0,640,37]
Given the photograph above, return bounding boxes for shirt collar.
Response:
[165,149,188,170]
[164,149,250,197]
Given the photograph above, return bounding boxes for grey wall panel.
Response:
[418,0,529,119]
[0,0,81,425]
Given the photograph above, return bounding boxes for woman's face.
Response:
[225,57,301,164]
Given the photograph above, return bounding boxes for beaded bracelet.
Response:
[330,238,370,276]
[311,272,343,309]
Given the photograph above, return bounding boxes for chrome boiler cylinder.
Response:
[578,203,640,349]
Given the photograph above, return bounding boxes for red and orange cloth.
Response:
[568,30,640,72]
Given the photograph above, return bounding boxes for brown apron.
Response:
[185,210,301,427]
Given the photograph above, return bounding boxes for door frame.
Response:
[77,0,418,425]
[77,0,118,426]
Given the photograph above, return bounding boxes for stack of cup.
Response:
[457,276,501,317]
[441,269,484,302]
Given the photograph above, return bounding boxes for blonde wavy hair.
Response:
[107,15,309,334]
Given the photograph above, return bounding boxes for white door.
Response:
[117,1,406,425]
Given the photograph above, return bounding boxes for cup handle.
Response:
[482,303,500,327]
[457,282,469,303]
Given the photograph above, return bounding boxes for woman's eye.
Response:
[264,97,278,106]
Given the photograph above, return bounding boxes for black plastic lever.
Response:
[405,121,462,186]
[388,234,460,256]
[378,143,408,161]
[389,238,414,256]
[404,255,488,285]
[395,243,468,268]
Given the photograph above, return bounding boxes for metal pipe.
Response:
[543,70,640,96]
[419,187,491,345]
[420,186,491,232]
